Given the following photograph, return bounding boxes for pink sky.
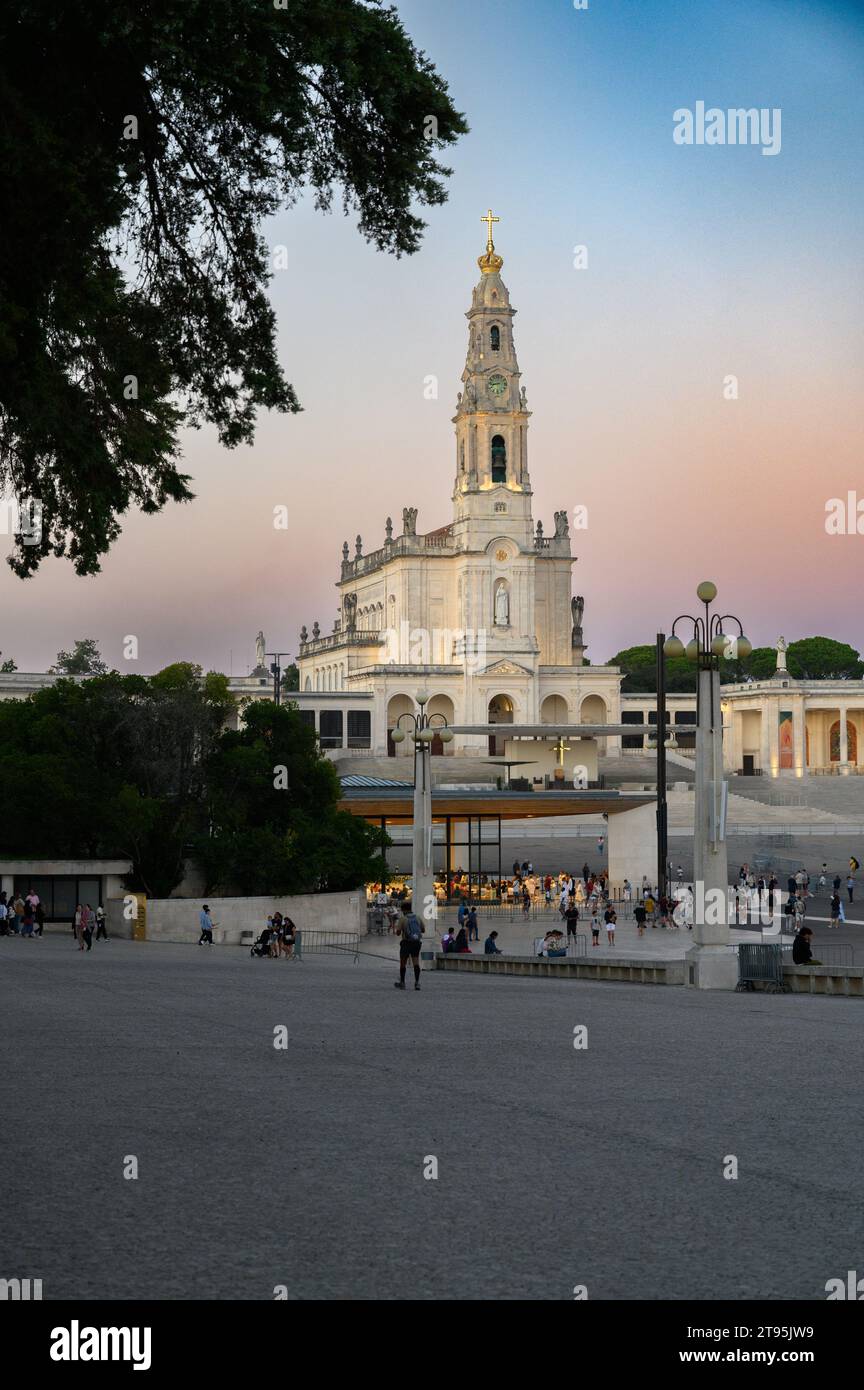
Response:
[2,0,862,674]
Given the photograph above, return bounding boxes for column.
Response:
[412,739,435,954]
[792,700,806,778]
[759,702,771,774]
[768,699,780,777]
[839,705,849,773]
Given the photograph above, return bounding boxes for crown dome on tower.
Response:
[477,207,503,274]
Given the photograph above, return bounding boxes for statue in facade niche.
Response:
[494,584,510,627]
[554,510,569,538]
[520,385,528,410]
[402,506,418,536]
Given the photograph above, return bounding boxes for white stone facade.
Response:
[297,238,622,759]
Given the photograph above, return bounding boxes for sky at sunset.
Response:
[2,0,863,674]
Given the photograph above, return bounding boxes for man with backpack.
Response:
[395,901,424,991]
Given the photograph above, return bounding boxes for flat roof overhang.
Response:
[338,788,656,821]
[450,724,676,737]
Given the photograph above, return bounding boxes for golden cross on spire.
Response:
[481,208,499,248]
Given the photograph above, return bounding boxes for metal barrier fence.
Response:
[781,942,855,969]
[294,929,360,963]
[736,942,787,992]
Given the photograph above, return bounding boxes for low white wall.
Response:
[106,890,364,945]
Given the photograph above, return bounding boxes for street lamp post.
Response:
[390,694,453,949]
[663,583,751,989]
[266,651,292,706]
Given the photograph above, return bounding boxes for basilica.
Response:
[296,217,621,773]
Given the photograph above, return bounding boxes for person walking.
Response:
[604,905,617,947]
[12,894,25,934]
[565,901,580,940]
[634,902,647,938]
[847,875,855,905]
[94,905,107,941]
[829,893,842,928]
[34,901,45,937]
[395,902,424,990]
[468,904,479,941]
[0,897,6,936]
[73,904,85,950]
[198,905,215,946]
[80,904,94,951]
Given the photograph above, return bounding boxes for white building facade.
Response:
[296,229,621,769]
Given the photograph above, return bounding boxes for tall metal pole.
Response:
[664,584,750,988]
[656,632,668,901]
[266,651,292,706]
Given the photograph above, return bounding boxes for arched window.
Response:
[490,325,500,352]
[491,434,506,483]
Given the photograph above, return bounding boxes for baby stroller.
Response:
[250,929,272,958]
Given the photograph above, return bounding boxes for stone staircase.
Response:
[729,775,864,821]
[332,753,499,785]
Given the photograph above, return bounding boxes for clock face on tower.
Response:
[487,374,507,398]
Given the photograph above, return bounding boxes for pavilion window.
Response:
[491,435,506,482]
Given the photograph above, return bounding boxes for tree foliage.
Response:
[0,673,385,897]
[50,638,109,676]
[786,638,862,680]
[197,699,387,895]
[0,0,467,576]
[607,638,862,691]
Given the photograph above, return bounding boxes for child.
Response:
[590,906,600,948]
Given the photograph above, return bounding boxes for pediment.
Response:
[481,659,534,677]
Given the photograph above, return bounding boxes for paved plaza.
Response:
[3,934,864,1301]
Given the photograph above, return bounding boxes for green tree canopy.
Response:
[197,699,386,895]
[0,0,467,576]
[0,666,234,893]
[50,638,109,676]
[0,673,384,896]
[786,638,863,680]
[607,639,862,691]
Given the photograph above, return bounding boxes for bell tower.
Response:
[452,212,533,551]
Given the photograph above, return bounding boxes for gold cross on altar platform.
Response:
[554,734,570,767]
[481,208,499,246]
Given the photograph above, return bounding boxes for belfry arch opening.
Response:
[491,435,506,483]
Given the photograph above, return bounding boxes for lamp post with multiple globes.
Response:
[662,582,752,988]
[390,693,453,942]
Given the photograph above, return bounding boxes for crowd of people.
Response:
[0,890,106,948]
